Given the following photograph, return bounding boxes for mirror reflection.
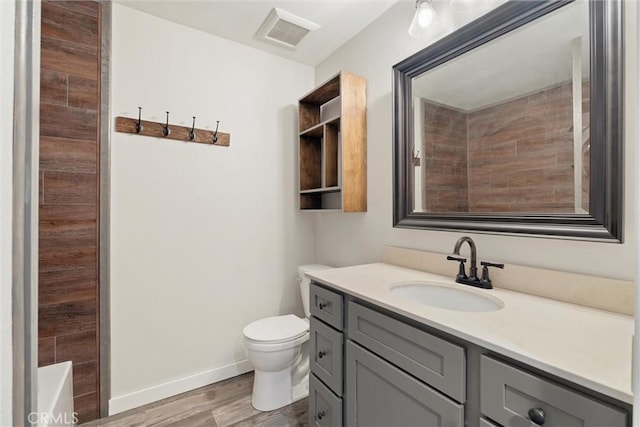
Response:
[411,0,590,214]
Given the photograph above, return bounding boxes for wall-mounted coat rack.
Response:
[115,108,230,146]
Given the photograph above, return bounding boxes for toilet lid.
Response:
[243,314,309,343]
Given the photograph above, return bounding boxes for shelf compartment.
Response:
[325,123,339,188]
[300,135,322,191]
[300,191,342,210]
[300,193,322,210]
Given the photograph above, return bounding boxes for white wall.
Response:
[314,1,637,282]
[0,0,15,424]
[110,4,315,410]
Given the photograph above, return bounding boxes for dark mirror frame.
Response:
[393,0,623,242]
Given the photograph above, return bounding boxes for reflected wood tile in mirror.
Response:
[417,81,589,214]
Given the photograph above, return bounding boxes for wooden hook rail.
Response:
[115,116,230,146]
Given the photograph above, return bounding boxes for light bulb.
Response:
[408,0,442,38]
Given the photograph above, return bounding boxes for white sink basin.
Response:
[390,281,504,312]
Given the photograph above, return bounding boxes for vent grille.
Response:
[256,8,320,50]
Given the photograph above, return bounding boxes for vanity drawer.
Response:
[309,373,343,427]
[346,341,463,426]
[310,283,343,330]
[310,318,344,396]
[480,356,628,427]
[347,301,465,403]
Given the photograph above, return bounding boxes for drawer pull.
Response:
[318,351,327,359]
[318,302,328,309]
[528,408,545,425]
[317,411,326,420]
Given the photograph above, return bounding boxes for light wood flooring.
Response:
[81,373,309,426]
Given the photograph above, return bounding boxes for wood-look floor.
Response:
[81,373,309,426]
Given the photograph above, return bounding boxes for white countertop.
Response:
[307,262,634,404]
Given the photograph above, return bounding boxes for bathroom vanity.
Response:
[307,263,632,427]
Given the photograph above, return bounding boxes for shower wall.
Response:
[421,101,468,212]
[422,81,588,213]
[38,1,102,423]
[467,82,575,213]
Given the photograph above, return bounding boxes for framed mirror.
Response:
[393,0,623,242]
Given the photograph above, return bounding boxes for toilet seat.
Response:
[245,332,309,353]
[243,314,309,344]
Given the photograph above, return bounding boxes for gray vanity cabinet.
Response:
[308,282,631,427]
[345,341,464,426]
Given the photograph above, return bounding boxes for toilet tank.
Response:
[298,264,332,318]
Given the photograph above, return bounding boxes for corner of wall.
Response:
[0,0,15,424]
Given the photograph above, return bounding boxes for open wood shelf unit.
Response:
[298,71,367,212]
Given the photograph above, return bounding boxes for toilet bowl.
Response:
[243,264,332,411]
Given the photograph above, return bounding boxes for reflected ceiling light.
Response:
[408,0,442,38]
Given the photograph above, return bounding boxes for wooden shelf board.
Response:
[299,73,341,105]
[300,186,341,195]
[300,209,343,212]
[299,116,341,137]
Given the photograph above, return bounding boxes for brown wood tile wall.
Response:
[421,81,589,214]
[467,82,575,213]
[39,1,101,423]
[422,101,468,212]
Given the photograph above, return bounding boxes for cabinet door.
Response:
[481,356,628,427]
[348,301,465,403]
[345,341,463,427]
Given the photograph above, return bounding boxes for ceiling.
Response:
[412,0,590,111]
[115,0,399,66]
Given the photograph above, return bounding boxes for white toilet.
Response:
[243,264,332,411]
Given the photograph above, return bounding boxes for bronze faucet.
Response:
[446,236,504,289]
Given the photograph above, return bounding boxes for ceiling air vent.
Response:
[256,8,321,50]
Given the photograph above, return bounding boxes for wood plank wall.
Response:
[39,1,101,422]
[467,82,575,213]
[421,81,587,214]
[422,101,469,212]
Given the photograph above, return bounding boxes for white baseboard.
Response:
[108,360,253,415]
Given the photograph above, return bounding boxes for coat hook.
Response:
[188,117,196,141]
[162,111,171,136]
[135,107,143,133]
[212,120,220,144]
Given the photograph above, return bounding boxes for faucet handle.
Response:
[446,255,468,281]
[480,261,504,288]
[481,261,504,268]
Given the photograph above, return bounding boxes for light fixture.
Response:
[408,0,442,38]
